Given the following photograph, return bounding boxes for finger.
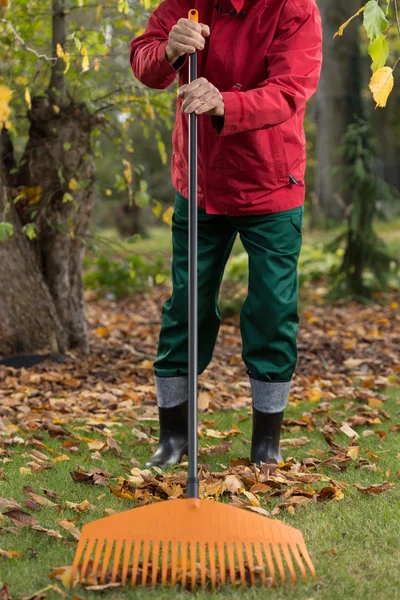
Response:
[170,30,204,51]
[169,39,196,55]
[177,17,203,34]
[186,90,217,113]
[184,92,219,115]
[200,24,210,37]
[181,88,216,113]
[179,78,209,99]
[177,84,188,98]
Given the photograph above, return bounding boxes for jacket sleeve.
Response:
[130,0,189,90]
[212,0,323,136]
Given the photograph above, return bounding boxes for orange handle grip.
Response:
[188,9,198,22]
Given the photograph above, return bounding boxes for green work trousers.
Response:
[154,192,303,411]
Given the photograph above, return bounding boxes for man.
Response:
[130,0,322,467]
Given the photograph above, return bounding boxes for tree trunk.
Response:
[16,97,96,352]
[0,163,66,356]
[314,0,362,223]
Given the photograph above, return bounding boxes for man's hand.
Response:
[178,78,225,117]
[166,18,210,64]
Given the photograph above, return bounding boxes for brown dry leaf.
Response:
[246,505,270,517]
[340,423,359,438]
[158,481,184,498]
[199,480,226,499]
[70,471,94,484]
[109,486,136,501]
[87,440,105,451]
[0,548,22,558]
[32,525,63,539]
[280,436,309,447]
[65,499,92,512]
[0,498,21,511]
[243,491,260,506]
[0,584,12,600]
[86,584,121,591]
[106,436,121,456]
[317,486,344,501]
[52,454,70,463]
[223,474,243,494]
[131,427,149,441]
[198,391,211,411]
[59,519,81,541]
[4,509,38,528]
[199,441,232,456]
[346,446,359,460]
[28,492,58,507]
[354,482,395,495]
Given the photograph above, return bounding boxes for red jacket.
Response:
[130,0,322,216]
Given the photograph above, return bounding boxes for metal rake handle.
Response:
[187,8,199,500]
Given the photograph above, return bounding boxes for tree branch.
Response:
[0,19,56,62]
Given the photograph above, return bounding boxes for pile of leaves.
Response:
[0,288,399,594]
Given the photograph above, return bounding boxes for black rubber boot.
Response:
[145,402,188,467]
[251,407,284,465]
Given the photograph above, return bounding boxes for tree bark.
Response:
[314,0,363,223]
[16,97,96,352]
[49,0,66,106]
[0,163,66,356]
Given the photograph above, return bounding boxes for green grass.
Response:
[1,389,400,599]
[95,215,400,262]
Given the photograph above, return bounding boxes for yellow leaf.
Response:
[60,565,79,589]
[122,159,132,185]
[19,467,32,475]
[334,6,365,38]
[53,105,60,114]
[369,67,394,108]
[162,206,174,226]
[0,84,12,127]
[347,446,359,460]
[81,47,90,73]
[56,43,70,74]
[96,327,109,337]
[52,454,70,463]
[94,57,100,72]
[96,3,103,20]
[69,178,78,190]
[25,87,31,109]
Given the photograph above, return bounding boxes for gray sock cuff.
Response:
[155,375,188,408]
[249,377,291,413]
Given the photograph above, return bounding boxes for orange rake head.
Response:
[72,498,316,590]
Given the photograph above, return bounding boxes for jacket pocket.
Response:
[268,124,290,184]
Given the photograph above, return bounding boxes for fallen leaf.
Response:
[354,482,395,495]
[59,520,81,541]
[4,509,38,528]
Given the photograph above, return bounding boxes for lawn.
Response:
[1,388,399,600]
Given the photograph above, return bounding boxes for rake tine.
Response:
[254,543,266,586]
[111,540,123,583]
[81,539,96,580]
[142,540,151,587]
[151,541,160,587]
[91,539,105,578]
[217,542,226,586]
[208,543,217,590]
[71,537,86,583]
[299,542,317,580]
[245,543,256,586]
[272,544,286,585]
[199,542,207,589]
[130,541,141,589]
[100,541,114,584]
[235,543,246,588]
[262,543,276,587]
[290,543,307,584]
[190,542,197,591]
[181,542,188,590]
[226,543,236,587]
[121,541,132,586]
[161,542,169,587]
[171,541,178,587]
[281,543,297,585]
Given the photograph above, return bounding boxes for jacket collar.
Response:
[230,0,245,12]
